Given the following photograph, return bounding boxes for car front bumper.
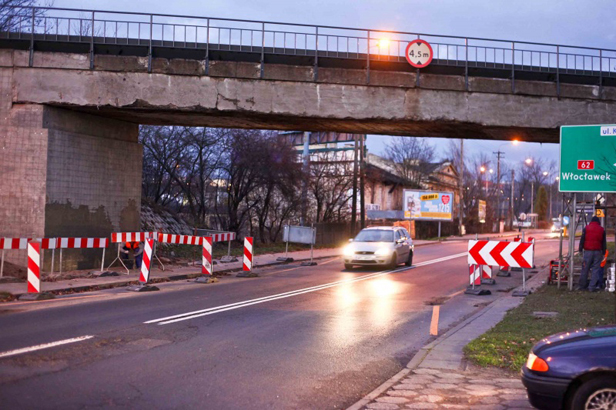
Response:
[343,254,391,266]
[521,368,571,410]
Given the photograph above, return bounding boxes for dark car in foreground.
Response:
[522,325,616,409]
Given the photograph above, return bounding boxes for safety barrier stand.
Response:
[108,232,163,275]
[18,241,55,301]
[237,237,258,277]
[512,237,534,297]
[480,264,496,285]
[1,238,31,277]
[195,236,218,284]
[465,264,491,295]
[195,229,238,263]
[127,238,159,292]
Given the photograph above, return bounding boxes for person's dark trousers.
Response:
[135,253,143,269]
[579,250,602,290]
[589,261,605,291]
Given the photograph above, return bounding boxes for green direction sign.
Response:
[560,125,616,192]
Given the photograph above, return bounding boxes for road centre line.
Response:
[146,252,468,326]
[0,335,94,359]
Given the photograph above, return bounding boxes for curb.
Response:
[346,265,548,410]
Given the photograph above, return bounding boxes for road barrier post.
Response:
[237,237,258,277]
[465,264,490,295]
[18,241,54,301]
[127,239,159,292]
[196,237,218,284]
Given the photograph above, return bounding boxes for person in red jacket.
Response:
[577,216,607,291]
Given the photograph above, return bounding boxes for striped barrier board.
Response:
[211,232,236,242]
[469,264,481,286]
[468,240,534,268]
[0,238,57,249]
[56,238,108,249]
[243,237,253,271]
[111,232,157,243]
[139,239,154,284]
[157,234,202,245]
[27,241,41,293]
[202,237,212,275]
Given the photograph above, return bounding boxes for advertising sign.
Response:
[559,125,616,192]
[478,200,487,224]
[403,190,453,221]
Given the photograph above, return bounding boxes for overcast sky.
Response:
[52,0,616,171]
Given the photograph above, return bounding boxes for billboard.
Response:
[403,190,454,221]
[478,200,487,224]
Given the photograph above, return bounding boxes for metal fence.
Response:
[2,6,616,83]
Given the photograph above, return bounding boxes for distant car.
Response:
[551,218,564,233]
[521,325,616,410]
[342,226,414,270]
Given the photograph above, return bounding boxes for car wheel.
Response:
[405,250,413,266]
[570,375,616,410]
[344,264,354,270]
[388,254,397,269]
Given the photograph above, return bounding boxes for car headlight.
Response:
[375,248,392,257]
[343,245,355,257]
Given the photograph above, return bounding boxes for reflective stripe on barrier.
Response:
[56,238,108,249]
[157,234,202,245]
[202,237,213,275]
[243,237,253,271]
[139,239,154,284]
[211,232,236,242]
[27,242,41,293]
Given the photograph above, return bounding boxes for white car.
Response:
[343,226,414,270]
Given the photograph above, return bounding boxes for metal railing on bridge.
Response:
[2,5,615,90]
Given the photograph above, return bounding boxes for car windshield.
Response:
[354,230,394,243]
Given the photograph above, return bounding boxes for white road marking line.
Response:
[0,335,94,359]
[146,252,468,325]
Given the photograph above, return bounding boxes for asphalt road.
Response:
[0,236,560,409]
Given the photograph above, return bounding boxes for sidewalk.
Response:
[349,269,546,410]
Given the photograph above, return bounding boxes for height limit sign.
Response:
[405,39,433,68]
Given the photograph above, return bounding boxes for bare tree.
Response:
[0,1,52,32]
[384,137,435,186]
[308,152,354,223]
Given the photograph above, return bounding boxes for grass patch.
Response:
[464,285,616,372]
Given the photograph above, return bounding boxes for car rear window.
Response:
[354,230,394,242]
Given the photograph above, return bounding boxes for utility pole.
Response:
[300,131,310,226]
[459,139,464,236]
[351,134,358,235]
[493,150,504,223]
[510,169,515,230]
[360,134,366,229]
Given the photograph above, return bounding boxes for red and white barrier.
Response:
[469,264,481,286]
[211,232,236,243]
[0,237,57,278]
[468,240,534,268]
[108,232,163,274]
[57,238,108,249]
[480,265,493,280]
[111,232,157,243]
[157,233,202,245]
[243,237,253,271]
[1,237,32,249]
[202,237,213,276]
[139,239,154,284]
[27,241,41,293]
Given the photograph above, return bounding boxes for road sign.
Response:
[468,240,534,268]
[596,209,605,217]
[560,125,616,192]
[405,39,433,68]
[563,216,570,226]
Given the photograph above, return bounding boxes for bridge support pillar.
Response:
[0,68,141,270]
